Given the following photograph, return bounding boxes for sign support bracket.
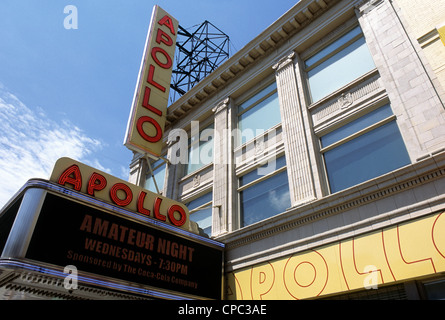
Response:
[145,154,160,194]
[143,154,170,195]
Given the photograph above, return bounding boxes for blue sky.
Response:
[0,0,298,207]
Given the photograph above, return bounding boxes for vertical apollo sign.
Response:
[124,6,178,157]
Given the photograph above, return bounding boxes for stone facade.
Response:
[129,0,445,299]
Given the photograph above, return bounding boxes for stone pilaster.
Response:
[128,153,145,187]
[212,97,231,235]
[356,0,445,161]
[164,140,178,200]
[273,52,318,206]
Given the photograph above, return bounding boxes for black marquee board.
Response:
[25,191,223,299]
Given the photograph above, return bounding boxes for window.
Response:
[320,104,410,193]
[239,156,291,227]
[237,82,282,145]
[423,279,445,300]
[186,192,212,236]
[305,25,376,103]
[185,123,214,175]
[144,158,166,193]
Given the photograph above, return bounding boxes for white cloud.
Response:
[0,86,104,208]
[269,189,291,213]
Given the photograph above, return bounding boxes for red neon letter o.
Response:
[136,116,162,142]
[168,205,187,227]
[110,183,133,206]
[151,46,172,69]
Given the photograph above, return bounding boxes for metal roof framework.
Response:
[170,20,231,103]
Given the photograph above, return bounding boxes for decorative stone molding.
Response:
[255,138,265,155]
[193,174,201,188]
[355,0,384,15]
[272,52,296,72]
[1,271,147,300]
[312,72,382,123]
[338,92,353,109]
[212,97,230,115]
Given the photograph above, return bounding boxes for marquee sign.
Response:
[24,191,223,299]
[0,156,224,299]
[124,5,178,157]
[50,157,192,232]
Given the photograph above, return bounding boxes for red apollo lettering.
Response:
[58,165,82,191]
[142,86,163,116]
[87,172,107,196]
[124,7,178,156]
[168,204,187,227]
[151,46,172,69]
[137,191,151,216]
[136,116,163,143]
[110,183,133,206]
[154,197,167,221]
[55,161,188,228]
[138,192,186,227]
[156,28,173,46]
[147,64,166,92]
[158,15,176,35]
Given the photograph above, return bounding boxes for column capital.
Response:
[212,97,230,115]
[355,0,384,16]
[272,52,296,72]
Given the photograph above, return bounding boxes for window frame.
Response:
[237,82,278,118]
[185,191,213,236]
[237,154,291,228]
[303,23,376,104]
[319,103,410,194]
[184,121,214,177]
[236,81,281,146]
[144,157,167,194]
[319,114,397,154]
[304,25,364,72]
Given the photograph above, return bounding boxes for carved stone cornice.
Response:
[166,0,340,126]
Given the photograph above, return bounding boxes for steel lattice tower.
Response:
[169,21,231,103]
